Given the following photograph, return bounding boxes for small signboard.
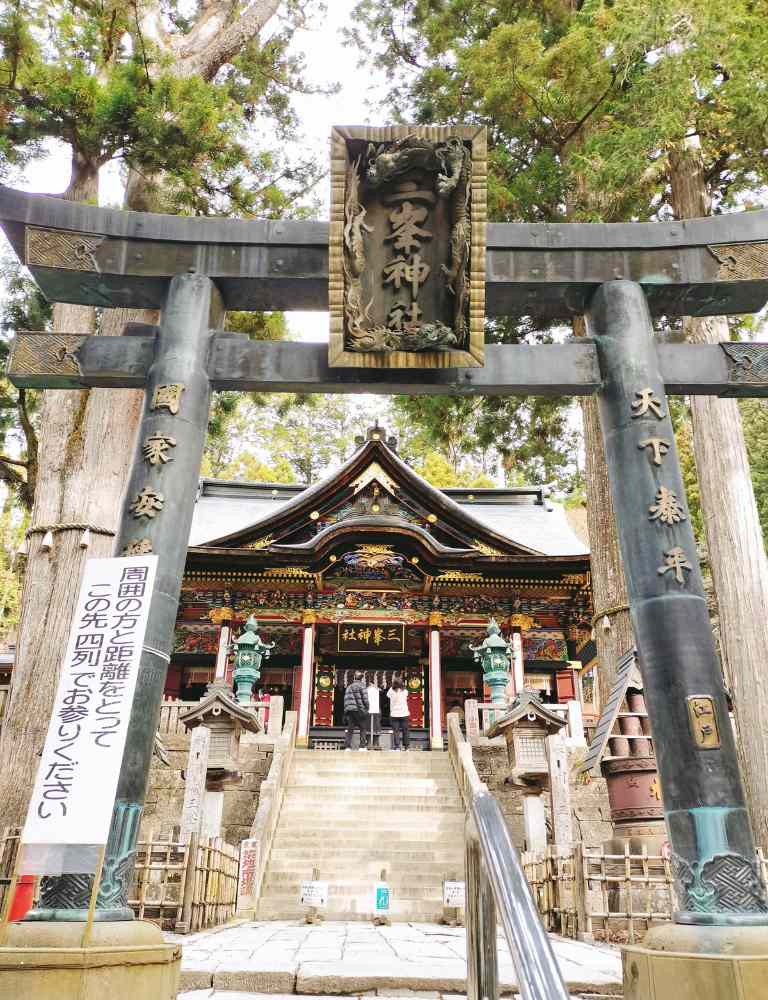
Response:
[300,880,329,908]
[20,555,158,875]
[338,622,405,654]
[375,882,391,912]
[443,880,466,908]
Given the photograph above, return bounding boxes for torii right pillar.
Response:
[588,280,768,1000]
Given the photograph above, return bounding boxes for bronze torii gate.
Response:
[3,178,768,984]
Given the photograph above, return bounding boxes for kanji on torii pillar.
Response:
[3,165,768,994]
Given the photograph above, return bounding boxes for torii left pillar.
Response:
[1,273,221,999]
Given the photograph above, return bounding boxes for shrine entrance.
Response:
[309,621,430,748]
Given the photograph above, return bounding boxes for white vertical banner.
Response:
[20,555,158,875]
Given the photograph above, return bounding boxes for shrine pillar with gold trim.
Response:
[508,613,535,697]
[297,610,316,747]
[428,612,444,750]
[210,607,234,685]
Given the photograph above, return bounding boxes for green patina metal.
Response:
[232,615,275,703]
[470,618,512,709]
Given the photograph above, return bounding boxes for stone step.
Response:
[279,798,463,813]
[292,755,453,768]
[271,821,465,838]
[261,877,449,899]
[287,772,456,784]
[268,847,463,864]
[283,785,461,799]
[293,757,454,768]
[265,858,464,876]
[256,897,449,920]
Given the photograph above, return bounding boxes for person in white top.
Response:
[366,676,382,751]
[386,678,410,751]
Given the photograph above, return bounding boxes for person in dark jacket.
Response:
[344,670,370,750]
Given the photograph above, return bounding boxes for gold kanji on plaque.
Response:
[122,538,153,555]
[329,125,486,369]
[648,486,687,525]
[638,437,671,466]
[657,546,693,584]
[687,696,721,749]
[631,388,665,420]
[150,383,185,414]
[130,487,165,519]
[142,432,177,465]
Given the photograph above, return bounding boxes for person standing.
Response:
[387,678,410,751]
[344,670,370,751]
[366,674,382,751]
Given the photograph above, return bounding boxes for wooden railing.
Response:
[157,696,284,737]
[447,712,485,808]
[236,710,297,916]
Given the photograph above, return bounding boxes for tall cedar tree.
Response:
[351,0,768,841]
[0,0,326,826]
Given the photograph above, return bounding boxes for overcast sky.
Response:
[8,0,388,344]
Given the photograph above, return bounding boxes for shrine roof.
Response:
[188,448,588,558]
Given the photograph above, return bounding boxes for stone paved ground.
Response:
[172,920,623,996]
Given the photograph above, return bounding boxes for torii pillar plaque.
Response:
[3,132,768,995]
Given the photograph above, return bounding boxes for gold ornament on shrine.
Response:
[329,125,487,369]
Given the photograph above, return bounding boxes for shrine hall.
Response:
[168,427,597,749]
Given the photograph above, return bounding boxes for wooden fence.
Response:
[130,832,239,932]
[0,827,21,917]
[522,844,768,944]
[0,827,238,933]
[157,697,281,738]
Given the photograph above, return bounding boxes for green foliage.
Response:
[0,0,327,214]
[202,394,382,484]
[412,450,494,488]
[349,0,768,504]
[0,499,27,636]
[0,253,48,509]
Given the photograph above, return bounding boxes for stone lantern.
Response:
[181,686,261,772]
[487,691,568,854]
[470,617,512,707]
[232,615,275,703]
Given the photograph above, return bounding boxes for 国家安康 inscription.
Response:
[329,126,486,369]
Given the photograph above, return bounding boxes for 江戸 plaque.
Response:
[329,126,486,369]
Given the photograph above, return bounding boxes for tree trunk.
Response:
[669,143,768,846]
[571,315,633,706]
[0,158,148,828]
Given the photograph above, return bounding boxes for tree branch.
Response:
[177,0,282,81]
[0,455,28,469]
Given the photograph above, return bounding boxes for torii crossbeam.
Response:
[3,183,768,952]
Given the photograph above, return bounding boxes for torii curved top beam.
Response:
[2,185,768,316]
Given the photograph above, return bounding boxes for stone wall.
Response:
[471,738,613,851]
[141,733,274,845]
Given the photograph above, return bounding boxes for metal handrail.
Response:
[466,789,569,1000]
[447,714,568,1000]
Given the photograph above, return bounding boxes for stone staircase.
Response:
[256,748,466,921]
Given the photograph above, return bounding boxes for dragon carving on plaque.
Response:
[329,126,486,369]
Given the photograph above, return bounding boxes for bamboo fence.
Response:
[522,844,768,944]
[0,827,238,933]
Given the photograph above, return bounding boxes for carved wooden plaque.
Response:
[329,125,486,369]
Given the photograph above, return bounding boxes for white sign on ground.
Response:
[443,880,466,908]
[300,880,329,908]
[20,555,158,874]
